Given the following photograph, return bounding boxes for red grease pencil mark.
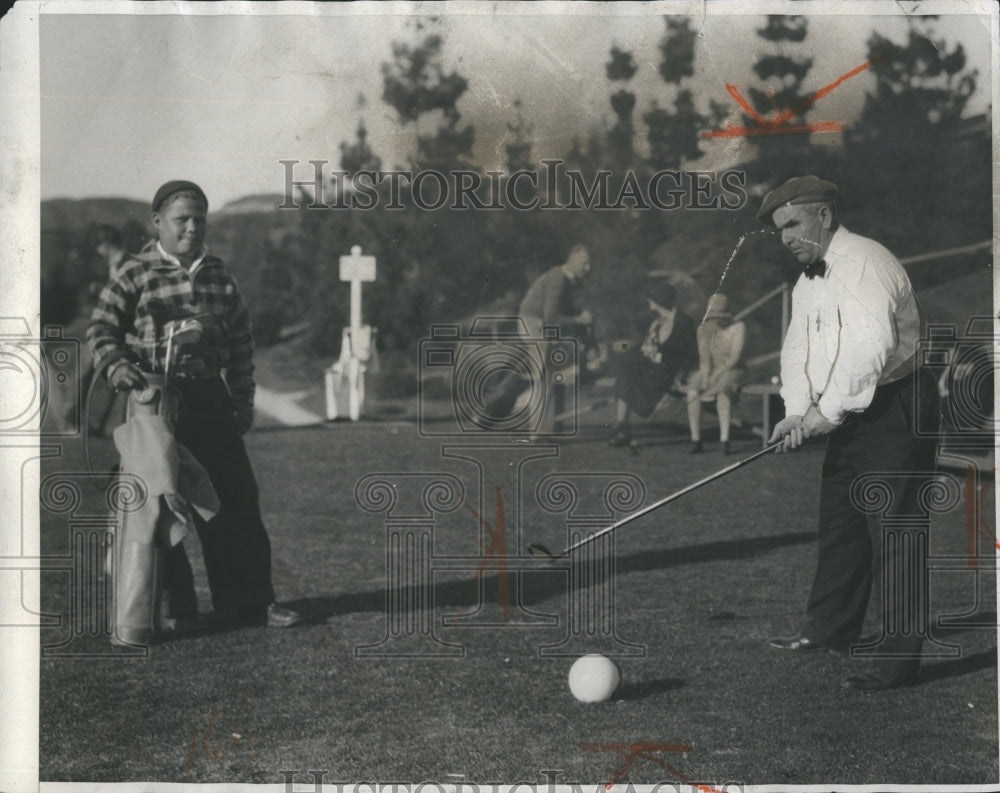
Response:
[186,692,259,773]
[465,486,511,621]
[965,467,998,559]
[701,57,882,139]
[582,742,725,793]
[965,465,980,566]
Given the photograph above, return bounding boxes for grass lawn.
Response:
[37,410,998,786]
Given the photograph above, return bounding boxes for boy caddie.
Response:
[88,180,302,632]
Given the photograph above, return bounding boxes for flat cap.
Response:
[756,175,837,227]
[152,180,208,213]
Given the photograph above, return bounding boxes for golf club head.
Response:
[163,318,205,382]
[526,543,559,562]
[165,317,204,345]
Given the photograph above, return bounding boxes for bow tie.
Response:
[804,259,827,279]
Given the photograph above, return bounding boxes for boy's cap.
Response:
[756,175,837,227]
[152,180,208,213]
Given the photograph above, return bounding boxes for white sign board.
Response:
[339,246,377,282]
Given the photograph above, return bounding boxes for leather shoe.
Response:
[266,602,304,628]
[768,634,826,652]
[843,671,916,692]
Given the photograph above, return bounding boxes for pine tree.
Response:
[644,17,706,170]
[606,46,638,171]
[381,32,475,170]
[747,15,813,161]
[857,25,978,142]
[504,99,534,174]
[340,121,382,175]
[846,19,985,257]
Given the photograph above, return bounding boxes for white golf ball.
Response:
[770,375,780,385]
[568,654,620,702]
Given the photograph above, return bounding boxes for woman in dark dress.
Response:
[608,281,698,447]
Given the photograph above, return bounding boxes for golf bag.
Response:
[107,374,179,646]
[105,314,219,646]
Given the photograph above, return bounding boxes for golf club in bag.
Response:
[527,440,782,562]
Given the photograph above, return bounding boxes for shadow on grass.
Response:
[615,677,687,700]
[290,530,816,623]
[920,647,998,684]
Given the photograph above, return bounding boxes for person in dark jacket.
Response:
[608,280,698,447]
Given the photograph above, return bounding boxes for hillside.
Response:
[40,194,285,233]
[41,197,150,234]
[215,194,288,216]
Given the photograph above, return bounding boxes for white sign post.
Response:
[325,245,377,421]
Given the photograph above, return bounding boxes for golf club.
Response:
[162,318,204,383]
[527,440,782,562]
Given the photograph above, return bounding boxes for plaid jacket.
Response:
[87,241,256,408]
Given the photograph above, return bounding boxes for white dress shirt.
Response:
[779,226,920,425]
[156,240,208,275]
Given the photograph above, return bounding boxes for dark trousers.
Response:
[803,369,940,680]
[162,378,275,616]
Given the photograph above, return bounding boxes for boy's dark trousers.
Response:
[161,377,275,617]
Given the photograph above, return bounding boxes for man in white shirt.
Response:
[759,176,940,691]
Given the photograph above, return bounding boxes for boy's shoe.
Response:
[214,602,304,629]
[607,424,631,447]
